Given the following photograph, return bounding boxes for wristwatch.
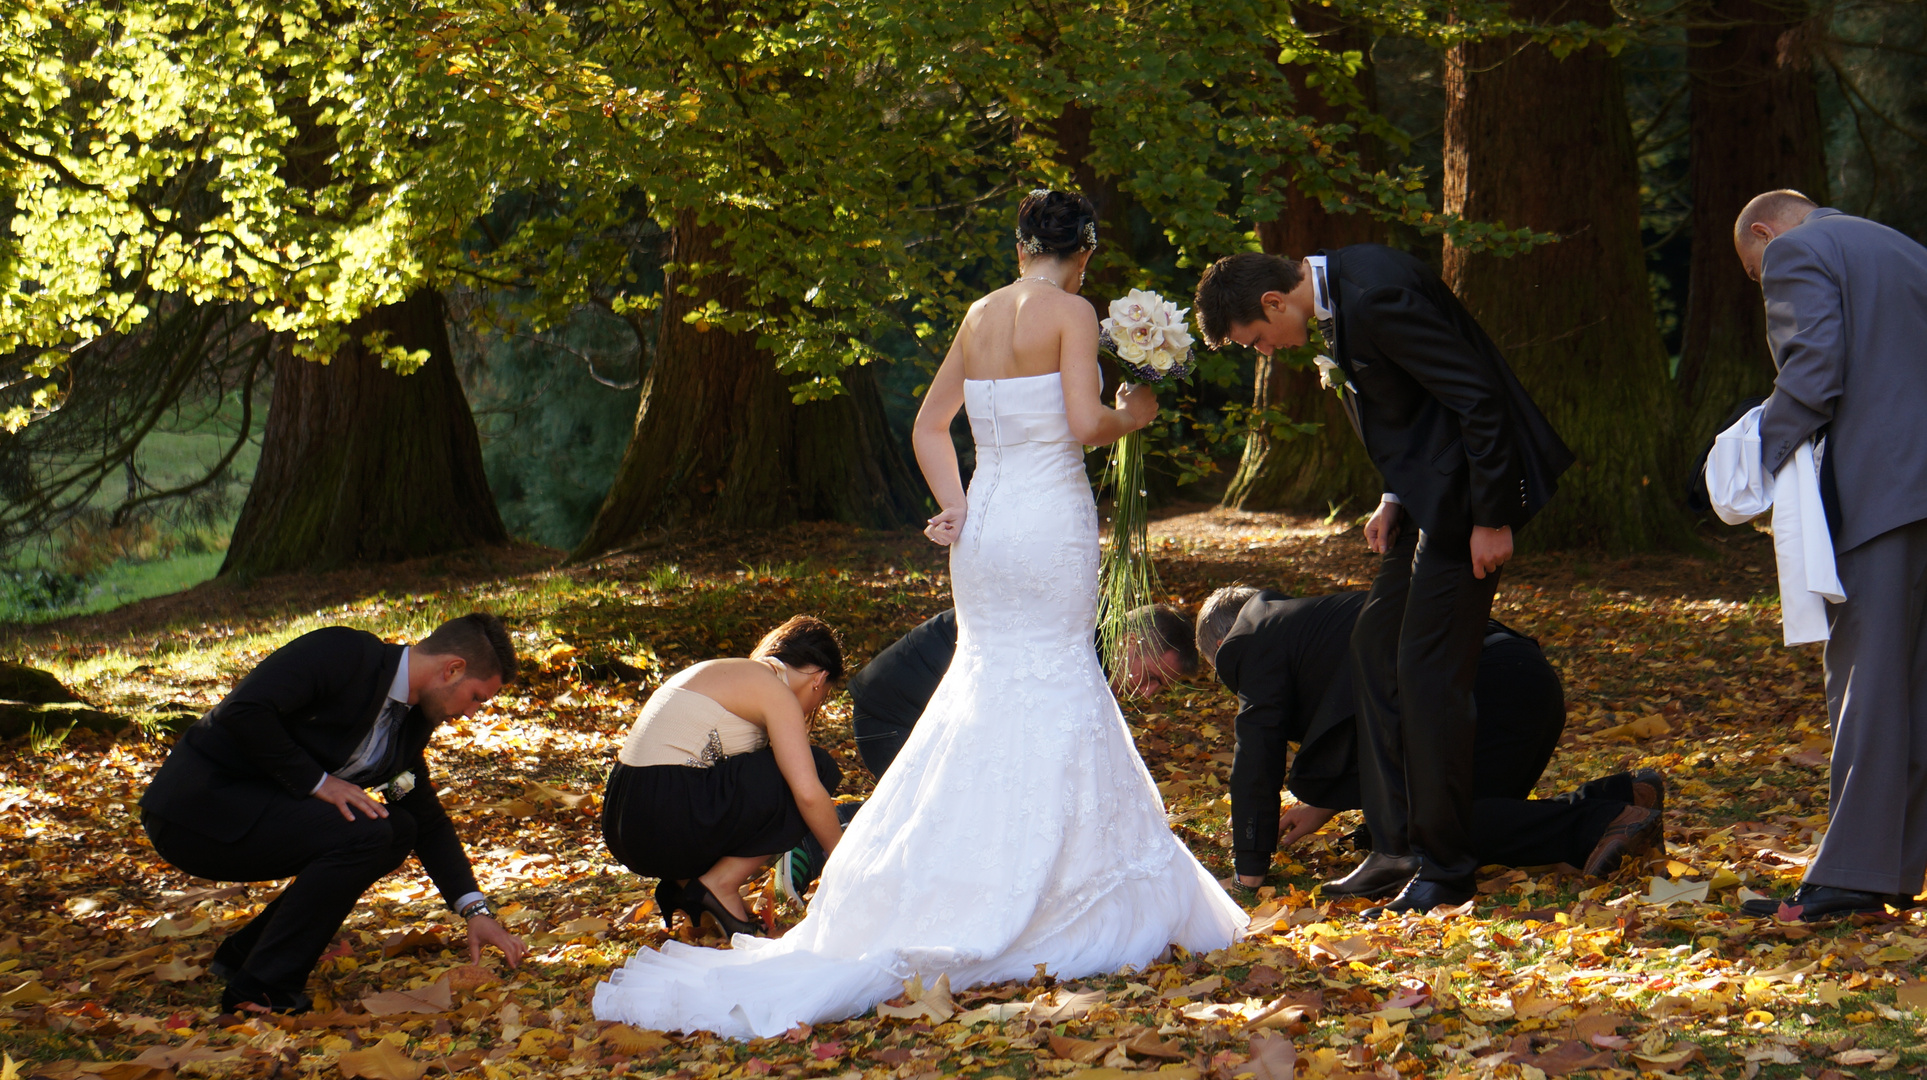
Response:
[458,897,494,920]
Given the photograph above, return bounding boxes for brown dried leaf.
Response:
[361,977,452,1016]
[1246,1032,1297,1080]
[379,931,446,959]
[338,1042,427,1080]
[1047,1035,1111,1064]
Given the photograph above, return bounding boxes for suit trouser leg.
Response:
[1469,636,1567,800]
[1805,518,1927,896]
[1398,531,1499,887]
[1355,525,1421,857]
[144,797,418,994]
[1470,795,1626,869]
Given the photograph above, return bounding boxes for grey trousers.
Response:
[1806,517,1927,896]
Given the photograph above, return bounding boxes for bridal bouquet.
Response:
[1096,290,1194,681]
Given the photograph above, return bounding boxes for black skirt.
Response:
[602,745,842,881]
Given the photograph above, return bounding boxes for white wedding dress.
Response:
[592,372,1246,1038]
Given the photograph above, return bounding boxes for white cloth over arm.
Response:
[1706,407,1845,644]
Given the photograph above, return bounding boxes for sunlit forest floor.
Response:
[3,508,1920,1080]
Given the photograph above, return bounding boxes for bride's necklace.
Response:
[1014,274,1063,289]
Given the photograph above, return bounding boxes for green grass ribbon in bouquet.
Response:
[1096,289,1196,683]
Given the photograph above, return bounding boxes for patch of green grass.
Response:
[0,551,226,625]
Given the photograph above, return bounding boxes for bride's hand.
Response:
[1116,384,1158,430]
[924,504,966,546]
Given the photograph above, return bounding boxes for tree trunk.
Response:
[222,290,509,577]
[568,213,924,560]
[1676,0,1826,451]
[1223,9,1385,514]
[1441,0,1687,550]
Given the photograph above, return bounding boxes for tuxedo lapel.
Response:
[1313,249,1369,447]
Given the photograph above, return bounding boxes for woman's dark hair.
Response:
[1015,189,1098,258]
[1193,252,1306,348]
[752,615,845,682]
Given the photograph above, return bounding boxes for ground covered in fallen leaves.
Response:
[3,508,1922,1080]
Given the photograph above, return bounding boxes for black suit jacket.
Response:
[1324,245,1574,540]
[139,627,479,903]
[846,609,960,730]
[1217,590,1535,809]
[1214,590,1370,810]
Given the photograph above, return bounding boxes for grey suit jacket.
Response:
[1758,208,1927,553]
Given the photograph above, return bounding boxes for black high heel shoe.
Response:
[655,878,683,931]
[684,880,762,938]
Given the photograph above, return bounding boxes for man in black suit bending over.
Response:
[140,614,528,1013]
[848,605,1193,777]
[1197,585,1662,900]
[1196,249,1575,915]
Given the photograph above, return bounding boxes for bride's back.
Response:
[956,283,1094,382]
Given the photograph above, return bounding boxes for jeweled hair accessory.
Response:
[1013,218,1100,255]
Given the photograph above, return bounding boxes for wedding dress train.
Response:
[592,372,1246,1038]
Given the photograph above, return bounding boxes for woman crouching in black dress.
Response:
[602,616,845,937]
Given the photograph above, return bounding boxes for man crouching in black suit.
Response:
[1198,585,1665,902]
[139,614,528,1013]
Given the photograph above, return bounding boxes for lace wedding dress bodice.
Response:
[593,371,1245,1039]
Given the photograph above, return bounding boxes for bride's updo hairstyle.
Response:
[1015,189,1099,257]
[751,614,846,682]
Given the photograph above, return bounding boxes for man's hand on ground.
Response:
[314,774,387,822]
[1277,804,1338,848]
[466,915,527,969]
[1470,524,1513,579]
[1364,500,1400,554]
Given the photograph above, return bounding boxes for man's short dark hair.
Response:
[1128,603,1199,676]
[1193,252,1305,349]
[418,613,518,684]
[1196,584,1261,668]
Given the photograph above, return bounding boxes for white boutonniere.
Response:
[374,770,416,799]
[1313,354,1346,392]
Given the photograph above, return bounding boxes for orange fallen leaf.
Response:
[598,1024,672,1055]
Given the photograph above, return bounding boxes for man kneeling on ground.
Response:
[139,614,528,1013]
[1198,585,1665,907]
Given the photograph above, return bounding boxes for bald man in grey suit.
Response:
[1732,191,1927,922]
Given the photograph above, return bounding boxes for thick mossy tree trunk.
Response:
[1677,0,1826,451]
[1224,8,1385,515]
[1442,0,1687,550]
[222,290,508,578]
[568,214,924,561]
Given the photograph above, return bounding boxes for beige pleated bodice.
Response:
[617,684,768,768]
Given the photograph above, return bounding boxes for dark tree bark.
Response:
[1677,0,1826,450]
[1224,8,1385,514]
[1442,0,1687,550]
[568,213,924,560]
[222,290,509,578]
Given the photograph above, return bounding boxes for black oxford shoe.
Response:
[1362,877,1475,919]
[1738,883,1901,922]
[1322,852,1421,899]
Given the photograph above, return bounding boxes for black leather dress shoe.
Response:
[1322,853,1421,899]
[220,974,313,1015]
[1738,883,1899,922]
[1362,878,1475,919]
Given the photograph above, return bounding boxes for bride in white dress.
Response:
[592,189,1246,1039]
